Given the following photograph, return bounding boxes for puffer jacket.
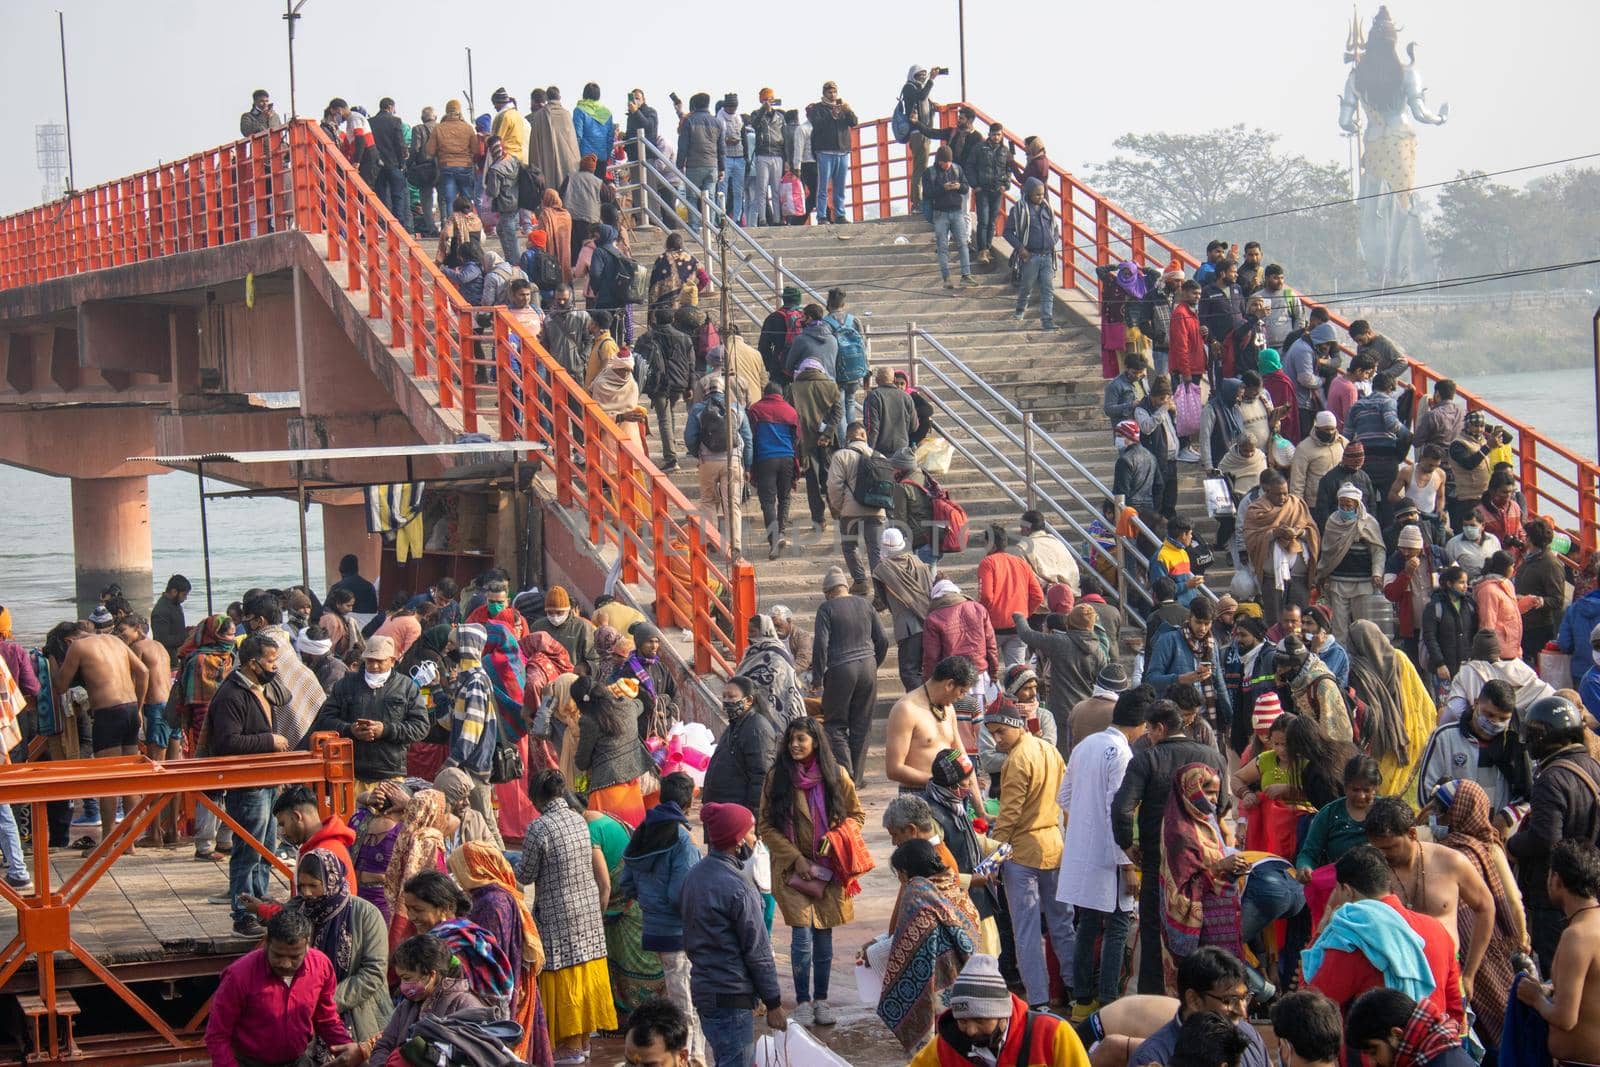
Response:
[427,115,478,169]
[677,109,724,171]
[680,850,782,1011]
[922,594,999,679]
[618,802,702,950]
[965,138,1014,191]
[575,695,649,791]
[1509,745,1600,910]
[1557,588,1600,687]
[1422,587,1479,678]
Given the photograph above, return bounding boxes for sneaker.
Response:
[1012,308,1026,321]
[1040,322,1058,331]
[5,875,33,894]
[193,850,217,862]
[790,1002,814,1026]
[206,892,234,906]
[660,459,680,473]
[768,540,782,561]
[1071,1001,1099,1024]
[960,274,978,287]
[553,1052,588,1066]
[811,1000,837,1027]
[1177,447,1202,463]
[231,916,265,939]
[942,279,956,290]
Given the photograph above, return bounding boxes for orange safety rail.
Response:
[0,119,754,674]
[0,734,355,1062]
[850,103,1599,557]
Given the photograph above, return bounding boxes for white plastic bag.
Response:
[914,433,954,475]
[1203,477,1235,517]
[754,1023,854,1067]
[853,934,893,1006]
[1229,568,1259,602]
[750,840,772,895]
[1539,648,1572,689]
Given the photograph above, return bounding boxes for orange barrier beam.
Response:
[0,733,354,1062]
[848,103,1599,558]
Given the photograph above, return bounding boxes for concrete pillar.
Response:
[71,476,152,617]
[321,502,380,594]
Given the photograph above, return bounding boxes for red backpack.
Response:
[778,307,805,352]
[924,474,969,554]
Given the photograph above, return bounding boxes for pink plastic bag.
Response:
[780,173,806,219]
[1174,381,1203,437]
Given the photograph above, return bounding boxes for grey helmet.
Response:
[1518,695,1585,742]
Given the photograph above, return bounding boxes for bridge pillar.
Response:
[70,476,151,616]
[320,503,380,594]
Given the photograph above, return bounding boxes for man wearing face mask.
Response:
[1314,484,1386,640]
[1290,411,1346,506]
[907,953,1089,1067]
[539,283,593,384]
[681,802,787,1066]
[529,586,599,678]
[1508,695,1600,970]
[1314,440,1376,528]
[1415,678,1531,814]
[701,677,776,813]
[311,635,429,792]
[207,632,293,937]
[1443,513,1501,580]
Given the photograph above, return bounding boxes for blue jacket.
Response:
[572,100,616,163]
[617,803,702,951]
[1580,668,1600,721]
[680,850,782,1011]
[1310,636,1351,690]
[1144,627,1235,726]
[1558,588,1600,687]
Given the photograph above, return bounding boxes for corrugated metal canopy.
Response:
[128,441,546,466]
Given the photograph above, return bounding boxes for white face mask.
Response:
[364,669,392,689]
[1462,526,1482,543]
[547,611,571,626]
[1591,647,1600,668]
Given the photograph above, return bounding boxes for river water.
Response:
[0,367,1592,643]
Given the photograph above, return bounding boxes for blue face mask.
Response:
[1337,507,1358,521]
[1474,711,1510,737]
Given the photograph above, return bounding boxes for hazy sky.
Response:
[1,1,1595,220]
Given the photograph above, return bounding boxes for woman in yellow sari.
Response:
[1346,619,1436,803]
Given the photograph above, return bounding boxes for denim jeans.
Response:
[816,152,848,222]
[973,189,1003,253]
[837,380,860,440]
[1072,905,1132,1005]
[1003,860,1075,1006]
[1017,253,1056,327]
[724,156,747,226]
[1241,863,1308,989]
[685,166,718,235]
[193,791,235,854]
[0,804,27,882]
[791,925,834,1002]
[376,165,410,232]
[437,166,475,220]
[752,155,784,226]
[227,786,275,923]
[932,210,971,280]
[698,1006,754,1067]
[1151,346,1170,378]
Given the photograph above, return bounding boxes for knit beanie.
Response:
[701,802,754,851]
[545,586,571,611]
[823,567,849,592]
[1002,665,1039,700]
[1251,691,1284,734]
[949,954,1012,1019]
[930,748,973,789]
[1471,629,1501,662]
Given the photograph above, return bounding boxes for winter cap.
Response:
[1002,665,1039,699]
[1215,595,1239,616]
[1095,662,1131,694]
[1309,322,1338,345]
[823,566,850,592]
[1115,419,1141,442]
[528,228,549,250]
[362,635,397,661]
[89,605,113,628]
[1465,410,1486,428]
[544,586,571,610]
[759,88,776,102]
[1398,526,1425,549]
[982,707,1026,731]
[781,285,802,305]
[949,955,1012,1020]
[454,623,487,659]
[1431,779,1460,814]
[930,748,974,789]
[880,527,908,554]
[491,87,510,106]
[1251,691,1284,733]
[1337,483,1363,503]
[889,447,919,473]
[1472,629,1502,661]
[629,621,663,644]
[930,578,961,600]
[1343,441,1366,463]
[701,802,755,851]
[1314,410,1338,429]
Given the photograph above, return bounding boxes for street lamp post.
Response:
[284,0,308,119]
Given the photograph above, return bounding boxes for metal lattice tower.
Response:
[35,123,67,201]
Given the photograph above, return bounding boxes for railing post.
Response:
[651,483,674,630]
[688,523,712,675]
[618,444,641,586]
[1094,200,1111,271]
[1023,412,1037,512]
[732,559,757,661]
[906,321,919,388]
[773,256,784,306]
[1113,493,1130,626]
[1580,467,1598,557]
[699,189,713,262]
[1518,430,1539,517]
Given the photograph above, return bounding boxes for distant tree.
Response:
[1429,167,1600,292]
[1086,125,1361,295]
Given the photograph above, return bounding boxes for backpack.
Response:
[778,307,805,353]
[600,248,648,306]
[850,448,897,510]
[635,332,667,397]
[520,248,563,292]
[698,393,729,455]
[405,154,438,188]
[924,473,970,554]
[516,163,546,212]
[827,313,868,383]
[890,99,913,144]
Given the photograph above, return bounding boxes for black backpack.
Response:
[520,248,563,292]
[635,332,667,397]
[850,448,897,510]
[516,163,546,211]
[600,248,648,306]
[698,393,730,454]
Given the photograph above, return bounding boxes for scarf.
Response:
[1346,620,1412,766]
[176,615,236,707]
[448,842,545,973]
[483,622,527,739]
[735,622,804,726]
[1112,261,1147,300]
[1218,440,1266,496]
[1210,378,1245,444]
[430,917,516,1001]
[1315,503,1385,584]
[385,788,450,909]
[590,353,640,414]
[1437,779,1519,1038]
[877,871,981,1053]
[791,757,831,851]
[1394,997,1463,1067]
[1159,763,1242,962]
[1243,491,1320,576]
[297,848,357,978]
[924,780,982,872]
[621,650,658,700]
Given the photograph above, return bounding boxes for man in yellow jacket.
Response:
[910,954,1090,1067]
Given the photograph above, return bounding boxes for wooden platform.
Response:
[0,846,293,990]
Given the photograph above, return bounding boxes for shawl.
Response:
[592,624,627,682]
[1316,502,1386,585]
[537,189,574,276]
[528,104,581,196]
[1112,261,1147,301]
[876,871,981,1053]
[1218,439,1267,496]
[1159,763,1242,961]
[518,631,575,702]
[590,356,640,414]
[1302,898,1435,1003]
[790,758,831,851]
[483,622,527,740]
[176,615,236,707]
[875,553,934,621]
[547,673,583,785]
[430,918,516,1002]
[1347,620,1430,780]
[1210,378,1245,445]
[724,335,768,409]
[449,841,545,974]
[1260,367,1301,441]
[1437,779,1519,1039]
[734,620,805,727]
[384,788,450,910]
[1243,491,1320,576]
[1394,997,1462,1067]
[297,848,357,979]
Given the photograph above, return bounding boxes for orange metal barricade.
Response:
[847,103,1599,558]
[0,120,754,674]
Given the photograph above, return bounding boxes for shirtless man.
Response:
[885,654,982,808]
[116,615,180,844]
[1078,995,1181,1067]
[1364,795,1494,997]
[56,627,148,850]
[1519,839,1600,1064]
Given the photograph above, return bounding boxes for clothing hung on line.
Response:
[365,481,427,562]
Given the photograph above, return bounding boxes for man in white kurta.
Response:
[1056,694,1146,1011]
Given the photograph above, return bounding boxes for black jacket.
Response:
[751,106,786,157]
[624,104,658,162]
[922,162,969,212]
[1314,467,1376,528]
[701,709,777,813]
[575,697,650,792]
[964,138,1013,192]
[329,574,379,614]
[1509,745,1600,908]
[637,325,695,398]
[205,671,287,756]
[369,111,409,169]
[680,850,782,1010]
[312,672,430,781]
[804,102,857,154]
[864,386,915,456]
[1113,735,1232,861]
[1421,588,1478,677]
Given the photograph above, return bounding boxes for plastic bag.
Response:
[750,840,772,895]
[1229,568,1259,602]
[1174,381,1203,437]
[754,1023,854,1067]
[651,721,716,787]
[853,934,894,1006]
[1539,648,1572,689]
[914,433,954,475]
[1203,477,1235,517]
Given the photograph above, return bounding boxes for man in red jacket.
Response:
[1168,280,1206,384]
[923,578,1000,683]
[205,910,350,1067]
[979,525,1044,671]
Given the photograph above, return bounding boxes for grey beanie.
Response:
[949,954,1012,1019]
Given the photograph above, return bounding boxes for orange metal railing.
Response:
[848,103,1599,556]
[0,120,753,674]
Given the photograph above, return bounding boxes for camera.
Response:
[669,91,682,106]
[935,66,951,76]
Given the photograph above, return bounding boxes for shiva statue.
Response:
[1338,6,1449,286]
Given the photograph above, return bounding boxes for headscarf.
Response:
[592,623,628,679]
[384,788,450,910]
[433,766,475,810]
[1218,439,1267,496]
[1209,377,1245,445]
[1112,261,1147,300]
[297,848,356,977]
[444,99,463,120]
[1435,780,1513,937]
[589,353,640,416]
[448,841,545,970]
[735,616,805,725]
[546,671,583,783]
[1159,763,1242,962]
[176,615,236,707]
[0,607,11,639]
[430,917,516,1002]
[482,621,527,739]
[1257,347,1282,374]
[1346,620,1413,766]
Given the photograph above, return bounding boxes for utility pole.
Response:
[957,0,968,102]
[464,48,476,118]
[283,0,308,119]
[719,217,735,567]
[57,11,75,194]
